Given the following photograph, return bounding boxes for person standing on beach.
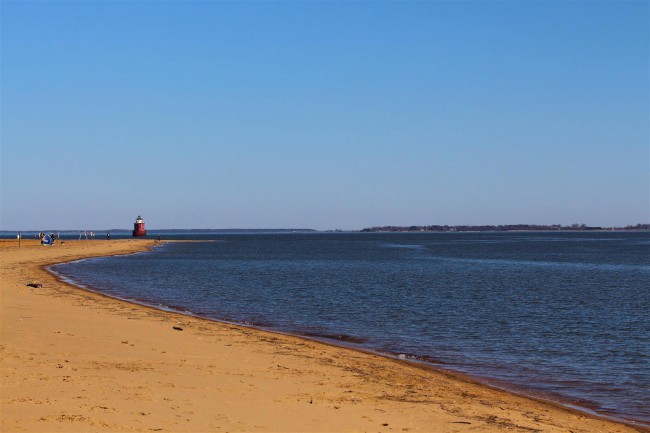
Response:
[106,233,111,240]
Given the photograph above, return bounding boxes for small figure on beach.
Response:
[157,235,161,242]
[106,233,111,240]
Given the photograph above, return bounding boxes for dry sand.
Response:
[1,239,645,432]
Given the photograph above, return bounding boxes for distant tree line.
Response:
[360,223,650,232]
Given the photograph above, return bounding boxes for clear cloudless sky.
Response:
[1,1,648,230]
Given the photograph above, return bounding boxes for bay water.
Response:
[50,232,649,425]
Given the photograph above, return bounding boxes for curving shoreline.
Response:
[1,239,646,432]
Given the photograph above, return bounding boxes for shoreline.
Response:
[48,260,643,429]
[48,268,649,431]
[45,240,647,428]
[1,240,647,432]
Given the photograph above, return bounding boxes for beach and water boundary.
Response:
[1,239,647,432]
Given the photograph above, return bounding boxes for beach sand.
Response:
[1,239,645,432]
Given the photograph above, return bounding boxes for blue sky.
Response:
[1,1,648,230]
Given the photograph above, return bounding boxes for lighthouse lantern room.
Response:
[132,215,146,237]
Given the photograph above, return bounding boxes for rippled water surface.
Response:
[52,232,650,425]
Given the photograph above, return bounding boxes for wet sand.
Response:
[1,239,646,432]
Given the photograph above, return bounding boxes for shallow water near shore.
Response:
[51,232,650,426]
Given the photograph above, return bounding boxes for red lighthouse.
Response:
[132,215,146,237]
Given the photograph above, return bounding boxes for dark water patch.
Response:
[304,332,369,344]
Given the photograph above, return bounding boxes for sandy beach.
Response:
[0,239,645,432]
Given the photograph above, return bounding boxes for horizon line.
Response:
[2,223,649,233]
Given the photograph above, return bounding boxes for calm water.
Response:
[51,232,650,425]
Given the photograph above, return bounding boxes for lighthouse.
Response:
[132,215,147,237]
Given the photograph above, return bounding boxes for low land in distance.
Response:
[1,223,648,237]
[360,223,650,232]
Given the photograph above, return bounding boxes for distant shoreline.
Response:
[1,225,648,236]
[359,223,650,233]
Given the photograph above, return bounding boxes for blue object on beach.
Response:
[42,234,53,245]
